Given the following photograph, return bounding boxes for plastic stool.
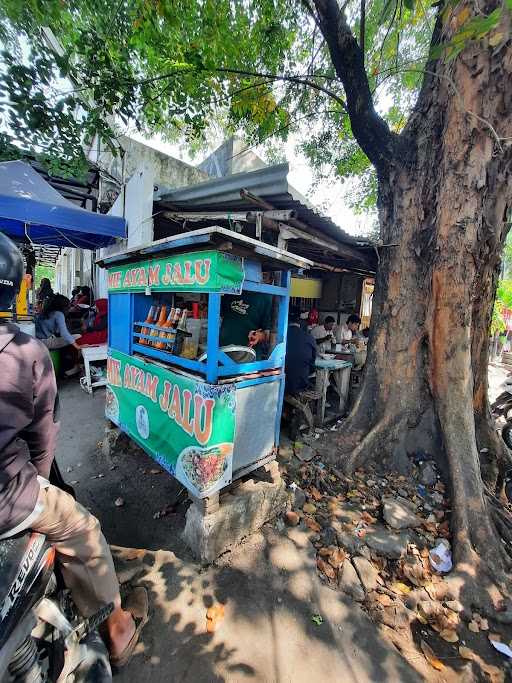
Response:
[49,349,61,376]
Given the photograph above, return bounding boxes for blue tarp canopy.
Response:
[0,160,126,249]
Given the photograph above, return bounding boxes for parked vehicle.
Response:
[491,375,512,448]
[0,465,112,683]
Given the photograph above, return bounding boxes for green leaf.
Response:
[311,614,324,625]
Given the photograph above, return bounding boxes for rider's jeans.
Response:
[30,483,121,617]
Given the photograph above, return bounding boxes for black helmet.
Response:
[0,232,24,311]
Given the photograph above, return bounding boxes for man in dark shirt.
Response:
[285,309,316,395]
[0,233,144,666]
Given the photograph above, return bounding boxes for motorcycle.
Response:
[0,464,113,683]
[491,375,512,502]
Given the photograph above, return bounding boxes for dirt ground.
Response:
[54,380,420,682]
[53,363,511,682]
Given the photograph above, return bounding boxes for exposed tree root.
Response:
[474,413,512,491]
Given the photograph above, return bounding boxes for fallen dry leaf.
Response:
[318,546,334,557]
[390,581,412,595]
[328,548,346,569]
[440,629,459,643]
[310,487,322,501]
[304,516,321,533]
[121,548,146,561]
[420,640,444,671]
[303,503,317,514]
[375,593,393,607]
[317,558,336,580]
[361,511,377,524]
[423,522,438,534]
[206,604,225,633]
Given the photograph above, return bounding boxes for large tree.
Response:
[1,0,511,600]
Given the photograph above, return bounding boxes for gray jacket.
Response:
[0,322,59,533]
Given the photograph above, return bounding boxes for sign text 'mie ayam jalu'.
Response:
[107,250,244,294]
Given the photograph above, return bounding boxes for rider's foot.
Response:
[101,607,136,659]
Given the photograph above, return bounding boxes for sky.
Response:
[129,131,376,238]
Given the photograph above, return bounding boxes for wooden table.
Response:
[314,358,352,425]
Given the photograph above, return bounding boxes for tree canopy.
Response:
[0,0,436,195]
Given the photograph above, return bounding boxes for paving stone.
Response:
[363,524,409,559]
[382,496,421,530]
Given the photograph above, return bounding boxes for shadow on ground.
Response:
[56,381,421,682]
[111,526,422,683]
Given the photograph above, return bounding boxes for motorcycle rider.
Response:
[0,233,147,667]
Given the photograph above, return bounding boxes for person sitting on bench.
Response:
[285,308,316,396]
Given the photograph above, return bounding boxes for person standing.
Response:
[0,232,147,666]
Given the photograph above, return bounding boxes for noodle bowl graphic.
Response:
[176,443,232,495]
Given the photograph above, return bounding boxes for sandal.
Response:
[110,587,149,668]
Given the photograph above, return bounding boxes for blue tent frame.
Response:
[0,160,126,249]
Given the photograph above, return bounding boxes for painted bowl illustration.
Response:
[177,443,232,494]
[105,386,119,423]
[135,405,150,440]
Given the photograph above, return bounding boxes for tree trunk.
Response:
[336,2,512,596]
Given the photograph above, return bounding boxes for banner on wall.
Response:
[106,349,236,498]
[106,250,244,294]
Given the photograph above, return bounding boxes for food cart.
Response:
[102,226,311,500]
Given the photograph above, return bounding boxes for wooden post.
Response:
[189,492,220,516]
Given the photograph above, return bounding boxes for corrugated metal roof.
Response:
[155,163,369,249]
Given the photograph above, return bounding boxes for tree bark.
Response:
[325,0,512,595]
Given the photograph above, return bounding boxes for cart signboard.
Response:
[107,250,244,294]
[106,349,236,497]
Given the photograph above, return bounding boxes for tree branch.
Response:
[206,67,346,109]
[360,0,366,61]
[58,65,346,109]
[311,0,397,172]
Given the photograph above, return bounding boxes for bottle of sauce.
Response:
[155,307,175,349]
[139,304,156,345]
[166,307,181,352]
[149,304,167,346]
